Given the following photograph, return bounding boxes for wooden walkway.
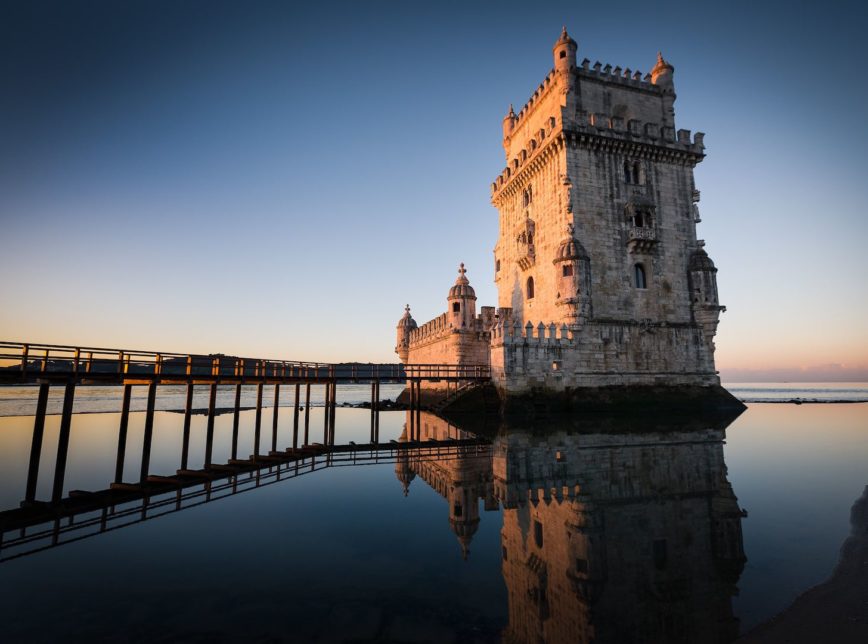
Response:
[0,340,490,509]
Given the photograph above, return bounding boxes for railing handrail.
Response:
[0,340,491,379]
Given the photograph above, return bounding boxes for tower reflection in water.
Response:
[396,411,747,644]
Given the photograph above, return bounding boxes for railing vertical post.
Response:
[24,382,50,503]
[253,382,263,458]
[51,382,76,503]
[41,349,49,373]
[272,383,280,453]
[292,383,300,450]
[231,383,241,460]
[85,352,93,374]
[204,383,217,468]
[115,384,132,483]
[20,344,29,374]
[72,348,80,374]
[181,383,194,470]
[139,382,157,483]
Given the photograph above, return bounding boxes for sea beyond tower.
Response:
[396,29,741,412]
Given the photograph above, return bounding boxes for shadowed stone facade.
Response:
[397,28,731,405]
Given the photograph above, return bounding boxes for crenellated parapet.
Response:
[409,312,451,347]
[491,118,705,200]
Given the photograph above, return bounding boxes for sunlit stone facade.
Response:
[397,28,727,400]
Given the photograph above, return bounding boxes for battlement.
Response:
[490,319,575,346]
[577,58,655,89]
[491,115,705,198]
[409,312,450,346]
[510,69,557,134]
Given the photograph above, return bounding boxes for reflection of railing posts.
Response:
[272,384,280,453]
[24,383,50,503]
[115,384,132,483]
[181,384,194,470]
[292,383,300,450]
[139,383,157,484]
[253,383,263,458]
[231,384,242,460]
[303,382,311,445]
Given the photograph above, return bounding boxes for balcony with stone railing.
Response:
[626,226,657,253]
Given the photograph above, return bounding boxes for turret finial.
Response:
[566,221,574,236]
[458,262,466,277]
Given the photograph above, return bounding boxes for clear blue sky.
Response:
[2,1,866,379]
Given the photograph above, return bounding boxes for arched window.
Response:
[495,259,501,272]
[633,161,642,184]
[634,264,647,289]
[527,276,535,299]
[624,160,632,183]
[559,50,566,59]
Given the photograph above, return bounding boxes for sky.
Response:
[1,0,866,380]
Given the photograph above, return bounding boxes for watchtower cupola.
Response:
[553,223,592,324]
[395,304,417,363]
[448,263,477,329]
[553,26,577,72]
[650,51,674,90]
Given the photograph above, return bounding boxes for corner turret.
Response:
[395,304,417,363]
[448,263,477,329]
[688,246,725,352]
[650,51,675,90]
[502,104,516,157]
[553,26,577,73]
[553,223,592,325]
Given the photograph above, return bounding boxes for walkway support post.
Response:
[115,384,132,484]
[25,383,50,503]
[139,382,157,484]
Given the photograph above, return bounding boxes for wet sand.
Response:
[738,486,868,643]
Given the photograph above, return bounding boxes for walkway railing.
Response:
[0,341,491,384]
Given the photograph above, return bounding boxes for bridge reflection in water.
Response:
[397,411,747,644]
[0,390,746,643]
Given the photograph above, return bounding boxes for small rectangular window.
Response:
[502,546,508,561]
[452,302,460,312]
[575,557,588,573]
[562,264,574,277]
[454,503,463,517]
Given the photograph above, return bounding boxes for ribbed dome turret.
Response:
[688,248,717,272]
[448,263,477,300]
[396,304,418,331]
[553,223,589,262]
[651,51,675,87]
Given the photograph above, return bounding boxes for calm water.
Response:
[0,384,865,642]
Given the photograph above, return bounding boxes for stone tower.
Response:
[488,28,728,397]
